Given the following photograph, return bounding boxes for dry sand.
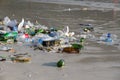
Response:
[0,40,120,80]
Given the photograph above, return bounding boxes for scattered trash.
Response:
[18,18,24,32]
[0,56,6,61]
[61,37,84,54]
[62,47,80,54]
[79,23,94,33]
[57,59,65,68]
[100,33,114,42]
[0,31,18,43]
[72,43,84,49]
[0,16,119,65]
[8,48,16,53]
[10,53,31,63]
[0,46,12,51]
[98,33,119,45]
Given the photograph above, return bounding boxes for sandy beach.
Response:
[0,0,120,80]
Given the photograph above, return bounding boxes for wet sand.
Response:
[0,0,120,80]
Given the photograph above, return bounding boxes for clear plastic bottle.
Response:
[104,33,112,42]
[99,33,118,45]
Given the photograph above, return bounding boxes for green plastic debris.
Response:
[0,32,18,42]
[37,29,44,33]
[0,34,5,41]
[72,44,84,49]
[25,28,35,36]
[4,32,18,39]
[57,59,65,68]
[80,38,85,43]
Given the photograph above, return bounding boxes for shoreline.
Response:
[25,0,120,10]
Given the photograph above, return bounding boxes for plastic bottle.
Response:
[80,38,85,43]
[57,59,65,68]
[13,26,18,32]
[16,33,30,43]
[31,37,43,47]
[4,32,18,40]
[49,31,57,37]
[38,38,43,44]
[98,33,119,45]
[105,33,112,42]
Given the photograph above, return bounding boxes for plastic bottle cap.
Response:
[107,33,111,38]
[24,34,29,38]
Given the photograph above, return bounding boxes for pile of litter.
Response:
[0,16,86,55]
[0,16,120,66]
[0,16,119,54]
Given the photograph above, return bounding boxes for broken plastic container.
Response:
[13,26,18,32]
